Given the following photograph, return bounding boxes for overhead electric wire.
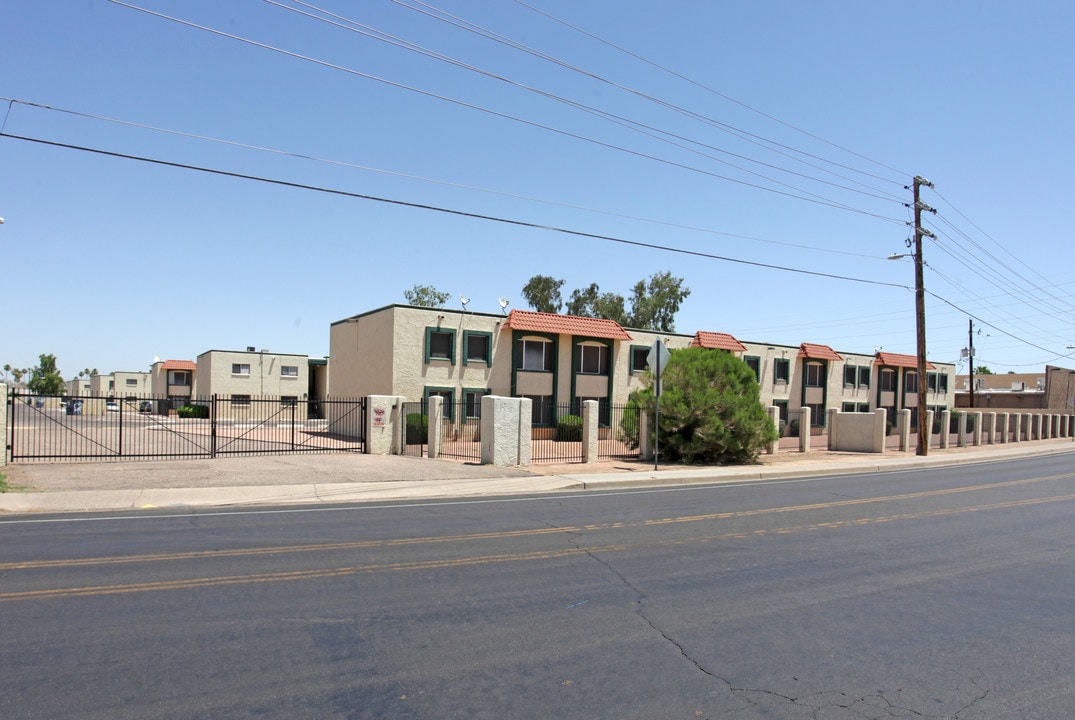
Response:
[5,127,1069,361]
[382,0,911,202]
[0,96,883,261]
[509,0,911,182]
[265,0,902,211]
[0,130,909,291]
[109,1,905,224]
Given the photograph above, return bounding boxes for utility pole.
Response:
[968,318,975,409]
[912,176,935,456]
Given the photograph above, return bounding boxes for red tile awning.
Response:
[690,331,747,352]
[798,343,842,361]
[161,360,197,371]
[505,309,632,341]
[875,351,935,370]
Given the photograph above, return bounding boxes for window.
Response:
[880,369,897,392]
[774,399,789,425]
[280,396,298,407]
[463,332,491,365]
[576,343,609,375]
[745,356,761,382]
[938,373,948,393]
[464,390,487,418]
[858,403,870,413]
[518,338,554,372]
[168,370,191,386]
[844,365,857,387]
[125,378,138,386]
[805,362,825,388]
[807,403,826,427]
[425,328,456,364]
[630,346,649,373]
[858,367,871,388]
[842,402,857,412]
[232,364,250,375]
[231,394,251,407]
[905,371,919,393]
[524,395,554,426]
[281,365,299,377]
[927,372,938,392]
[774,358,790,384]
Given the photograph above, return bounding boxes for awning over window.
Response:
[161,360,197,371]
[505,309,632,341]
[875,351,935,370]
[690,331,747,352]
[798,343,842,361]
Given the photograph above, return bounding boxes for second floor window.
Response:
[232,364,250,375]
[281,365,299,377]
[518,339,554,372]
[805,362,825,388]
[169,370,191,386]
[774,358,790,384]
[577,343,609,375]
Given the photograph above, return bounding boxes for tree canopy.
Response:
[521,271,690,330]
[629,347,777,464]
[521,275,564,314]
[28,353,65,397]
[403,284,450,308]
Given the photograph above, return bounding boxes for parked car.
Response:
[106,401,119,412]
[138,400,154,413]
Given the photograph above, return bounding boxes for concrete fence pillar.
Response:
[1012,414,1022,443]
[639,410,652,460]
[582,400,599,464]
[998,412,1009,443]
[940,410,951,449]
[0,383,6,467]
[957,412,968,448]
[972,411,983,446]
[367,395,405,455]
[985,412,996,444]
[898,408,911,452]
[924,409,934,452]
[800,406,811,453]
[767,406,780,455]
[480,395,531,467]
[427,395,443,459]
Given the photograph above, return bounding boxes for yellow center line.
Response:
[3,472,1073,573]
[5,491,1075,603]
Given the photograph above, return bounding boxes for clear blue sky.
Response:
[3,1,1074,381]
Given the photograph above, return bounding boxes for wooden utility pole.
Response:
[913,176,935,456]
[968,318,976,409]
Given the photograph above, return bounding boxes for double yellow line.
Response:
[4,472,1074,602]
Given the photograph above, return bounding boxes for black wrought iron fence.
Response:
[7,392,365,463]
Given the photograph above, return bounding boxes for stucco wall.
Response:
[196,350,309,399]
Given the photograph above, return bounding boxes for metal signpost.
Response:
[647,339,671,471]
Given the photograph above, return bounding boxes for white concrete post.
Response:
[998,412,1009,443]
[985,412,996,444]
[940,409,951,449]
[767,406,780,455]
[1012,414,1022,443]
[898,408,911,452]
[1031,414,1040,441]
[480,396,531,467]
[924,409,934,453]
[639,410,652,460]
[367,395,405,455]
[828,409,839,450]
[957,412,968,448]
[972,411,983,446]
[581,400,598,463]
[799,406,811,453]
[0,383,6,467]
[427,395,443,459]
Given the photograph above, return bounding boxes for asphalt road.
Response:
[3,454,1075,719]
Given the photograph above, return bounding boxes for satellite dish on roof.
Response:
[498,298,510,314]
[460,295,470,310]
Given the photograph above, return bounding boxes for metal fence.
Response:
[6,392,366,463]
[397,399,642,464]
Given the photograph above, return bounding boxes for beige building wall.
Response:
[112,371,151,397]
[195,350,310,399]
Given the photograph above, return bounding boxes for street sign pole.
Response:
[647,339,671,472]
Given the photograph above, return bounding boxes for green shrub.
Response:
[620,401,642,449]
[557,414,583,442]
[177,404,209,419]
[406,413,429,444]
[788,419,800,438]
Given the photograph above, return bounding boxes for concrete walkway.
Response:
[2,440,1073,514]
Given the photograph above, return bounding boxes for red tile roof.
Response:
[875,351,935,370]
[505,309,632,341]
[690,331,747,352]
[161,359,197,371]
[798,343,842,361]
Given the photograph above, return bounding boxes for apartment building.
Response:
[329,304,956,430]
